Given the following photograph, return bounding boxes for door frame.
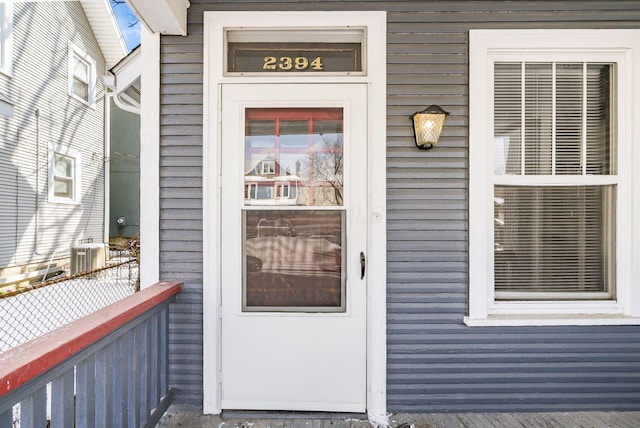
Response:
[202,11,387,420]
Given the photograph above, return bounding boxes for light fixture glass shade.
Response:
[411,105,449,149]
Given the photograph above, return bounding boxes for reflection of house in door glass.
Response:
[244,108,344,207]
[243,209,345,310]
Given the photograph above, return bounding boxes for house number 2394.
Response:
[263,56,324,71]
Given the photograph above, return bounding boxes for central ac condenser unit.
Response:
[70,243,107,275]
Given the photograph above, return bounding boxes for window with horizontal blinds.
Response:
[493,62,616,299]
[494,185,615,298]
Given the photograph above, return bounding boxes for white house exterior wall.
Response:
[0,2,107,270]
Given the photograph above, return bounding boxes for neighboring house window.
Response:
[68,43,96,107]
[49,145,81,204]
[278,183,289,198]
[54,154,74,199]
[0,2,13,75]
[261,160,275,174]
[467,30,640,324]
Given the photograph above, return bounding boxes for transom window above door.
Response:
[467,29,640,325]
[225,28,365,75]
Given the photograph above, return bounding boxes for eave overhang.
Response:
[126,0,190,36]
[79,0,128,67]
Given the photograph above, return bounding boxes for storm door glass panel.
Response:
[243,108,346,312]
[244,210,345,311]
[244,108,343,207]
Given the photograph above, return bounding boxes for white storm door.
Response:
[220,84,368,412]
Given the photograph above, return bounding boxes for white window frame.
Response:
[467,29,640,326]
[0,2,13,76]
[260,159,275,174]
[49,144,82,205]
[68,42,96,108]
[277,182,290,199]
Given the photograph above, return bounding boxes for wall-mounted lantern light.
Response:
[410,105,449,150]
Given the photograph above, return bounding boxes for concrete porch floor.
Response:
[157,405,640,428]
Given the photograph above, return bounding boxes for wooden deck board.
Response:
[158,406,640,428]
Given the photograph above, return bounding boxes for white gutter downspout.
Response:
[104,67,111,244]
[112,91,140,115]
[34,108,41,255]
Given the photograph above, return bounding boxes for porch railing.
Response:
[0,281,181,427]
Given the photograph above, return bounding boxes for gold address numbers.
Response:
[263,56,324,71]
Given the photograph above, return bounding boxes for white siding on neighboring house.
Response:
[0,2,108,271]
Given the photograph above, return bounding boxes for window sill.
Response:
[463,314,640,327]
[48,198,81,206]
[69,93,96,110]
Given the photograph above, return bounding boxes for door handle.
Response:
[360,251,366,280]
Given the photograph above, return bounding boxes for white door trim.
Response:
[139,26,160,289]
[202,11,387,421]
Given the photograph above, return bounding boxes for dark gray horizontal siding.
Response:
[384,0,640,413]
[160,25,205,404]
[160,0,640,411]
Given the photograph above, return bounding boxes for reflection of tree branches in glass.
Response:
[311,133,344,205]
[110,0,139,27]
[109,0,140,28]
